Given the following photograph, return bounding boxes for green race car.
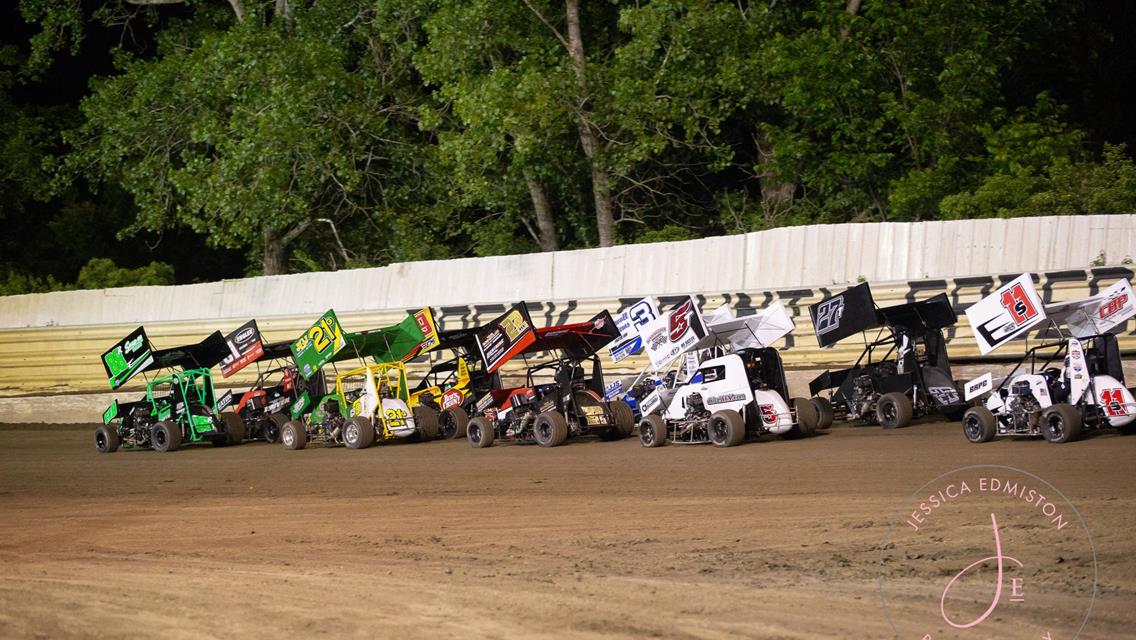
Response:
[95,327,244,453]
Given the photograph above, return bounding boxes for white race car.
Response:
[961,275,1136,443]
[630,300,819,448]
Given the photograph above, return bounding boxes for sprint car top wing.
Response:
[220,319,265,378]
[1043,278,1134,339]
[291,309,347,379]
[811,283,957,348]
[149,330,231,372]
[965,274,1048,355]
[693,301,796,352]
[876,293,957,331]
[809,282,879,347]
[332,308,440,365]
[435,327,481,353]
[101,326,155,390]
[259,339,295,361]
[608,297,661,363]
[523,310,621,361]
[637,297,709,370]
[476,303,538,373]
[102,327,233,390]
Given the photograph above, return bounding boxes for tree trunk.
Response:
[226,0,246,22]
[262,228,287,275]
[564,0,616,247]
[261,220,312,275]
[127,0,244,22]
[274,0,294,27]
[524,170,560,252]
[840,0,862,38]
[756,128,795,225]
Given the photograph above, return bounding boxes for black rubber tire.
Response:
[281,420,307,450]
[708,409,745,447]
[467,416,495,448]
[962,406,997,443]
[792,397,818,437]
[344,416,375,449]
[440,406,470,439]
[600,400,635,440]
[1041,403,1083,443]
[534,411,569,447]
[152,420,181,452]
[638,415,667,448]
[222,411,245,445]
[877,392,913,429]
[812,396,835,429]
[94,424,120,453]
[413,406,441,440]
[264,412,288,444]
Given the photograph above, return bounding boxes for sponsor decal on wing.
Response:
[965,274,1046,355]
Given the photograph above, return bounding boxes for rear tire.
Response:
[344,416,375,449]
[223,411,245,445]
[152,420,181,452]
[877,392,913,429]
[281,420,307,450]
[413,406,440,440]
[638,415,667,448]
[264,412,288,444]
[439,406,469,439]
[791,397,818,437]
[811,396,834,429]
[534,411,569,447]
[707,409,745,447]
[94,425,120,453]
[962,406,997,443]
[467,416,495,448]
[1041,403,1082,443]
[600,400,635,440]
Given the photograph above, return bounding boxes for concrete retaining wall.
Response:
[0,215,1133,420]
[1,215,1132,329]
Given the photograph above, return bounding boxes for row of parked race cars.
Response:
[93,273,1136,454]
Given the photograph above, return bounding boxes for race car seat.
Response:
[1086,334,1125,383]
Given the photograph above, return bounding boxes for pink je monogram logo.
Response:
[939,513,1024,628]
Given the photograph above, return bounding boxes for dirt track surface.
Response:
[1,422,1134,639]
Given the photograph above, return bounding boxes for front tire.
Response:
[600,400,635,440]
[962,406,997,443]
[638,415,667,448]
[95,425,120,453]
[264,412,288,444]
[222,411,245,445]
[1041,403,1082,443]
[413,406,440,440]
[707,409,745,447]
[467,416,495,448]
[791,397,818,437]
[281,420,307,450]
[151,420,181,452]
[534,411,569,447]
[439,406,469,439]
[812,396,835,429]
[344,416,375,449]
[877,392,913,429]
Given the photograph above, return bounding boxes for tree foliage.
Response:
[1,0,1134,287]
